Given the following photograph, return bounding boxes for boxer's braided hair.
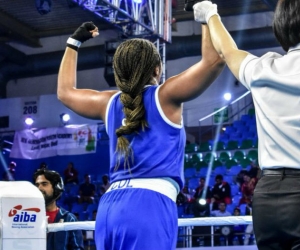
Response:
[113,38,161,171]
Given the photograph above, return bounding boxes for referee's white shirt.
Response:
[239,43,300,170]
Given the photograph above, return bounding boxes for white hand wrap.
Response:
[193,1,219,24]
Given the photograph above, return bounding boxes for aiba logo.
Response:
[8,205,40,222]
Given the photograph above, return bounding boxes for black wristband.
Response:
[66,44,79,51]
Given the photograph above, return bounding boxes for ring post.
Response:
[0,181,46,250]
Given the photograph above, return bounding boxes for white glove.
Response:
[193,1,219,24]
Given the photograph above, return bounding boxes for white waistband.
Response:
[106,178,179,202]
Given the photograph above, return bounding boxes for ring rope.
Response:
[47,216,253,232]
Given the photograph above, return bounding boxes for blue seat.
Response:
[198,166,208,177]
[219,133,229,141]
[223,175,233,185]
[195,160,208,170]
[233,120,245,128]
[239,203,248,215]
[233,121,248,135]
[188,177,200,190]
[226,203,236,214]
[208,176,215,187]
[227,165,242,176]
[69,184,80,196]
[240,114,253,123]
[248,124,257,133]
[177,205,185,217]
[71,203,86,214]
[230,132,243,142]
[242,131,256,140]
[184,167,197,178]
[225,159,238,169]
[224,126,236,135]
[78,211,88,221]
[232,194,242,206]
[231,184,240,196]
[86,203,98,220]
[213,166,227,175]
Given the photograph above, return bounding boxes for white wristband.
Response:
[66,37,82,48]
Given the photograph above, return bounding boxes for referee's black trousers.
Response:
[253,169,300,250]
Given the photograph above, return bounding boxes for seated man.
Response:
[211,202,232,246]
[211,174,231,210]
[78,174,96,204]
[33,169,84,250]
[192,177,212,217]
[192,178,212,247]
[176,186,193,215]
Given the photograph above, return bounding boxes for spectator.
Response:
[98,186,106,200]
[211,202,232,246]
[248,161,260,179]
[235,169,248,187]
[211,202,231,217]
[33,168,84,250]
[181,185,193,202]
[211,174,231,210]
[2,161,16,181]
[176,186,193,214]
[239,172,257,206]
[192,178,212,247]
[192,177,212,217]
[35,162,48,173]
[63,162,79,184]
[176,186,188,205]
[228,207,245,246]
[78,174,96,204]
[101,174,110,191]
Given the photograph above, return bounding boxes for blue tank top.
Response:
[105,85,186,189]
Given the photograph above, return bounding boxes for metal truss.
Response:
[73,0,172,43]
[154,40,166,83]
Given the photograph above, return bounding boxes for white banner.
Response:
[10,124,97,159]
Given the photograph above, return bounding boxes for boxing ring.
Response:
[47,216,258,249]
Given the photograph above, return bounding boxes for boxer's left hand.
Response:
[67,22,99,51]
[193,1,219,24]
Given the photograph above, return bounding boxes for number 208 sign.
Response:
[23,100,39,116]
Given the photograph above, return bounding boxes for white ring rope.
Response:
[47,216,253,232]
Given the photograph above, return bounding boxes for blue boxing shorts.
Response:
[95,178,178,250]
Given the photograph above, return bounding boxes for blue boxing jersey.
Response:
[105,85,186,190]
